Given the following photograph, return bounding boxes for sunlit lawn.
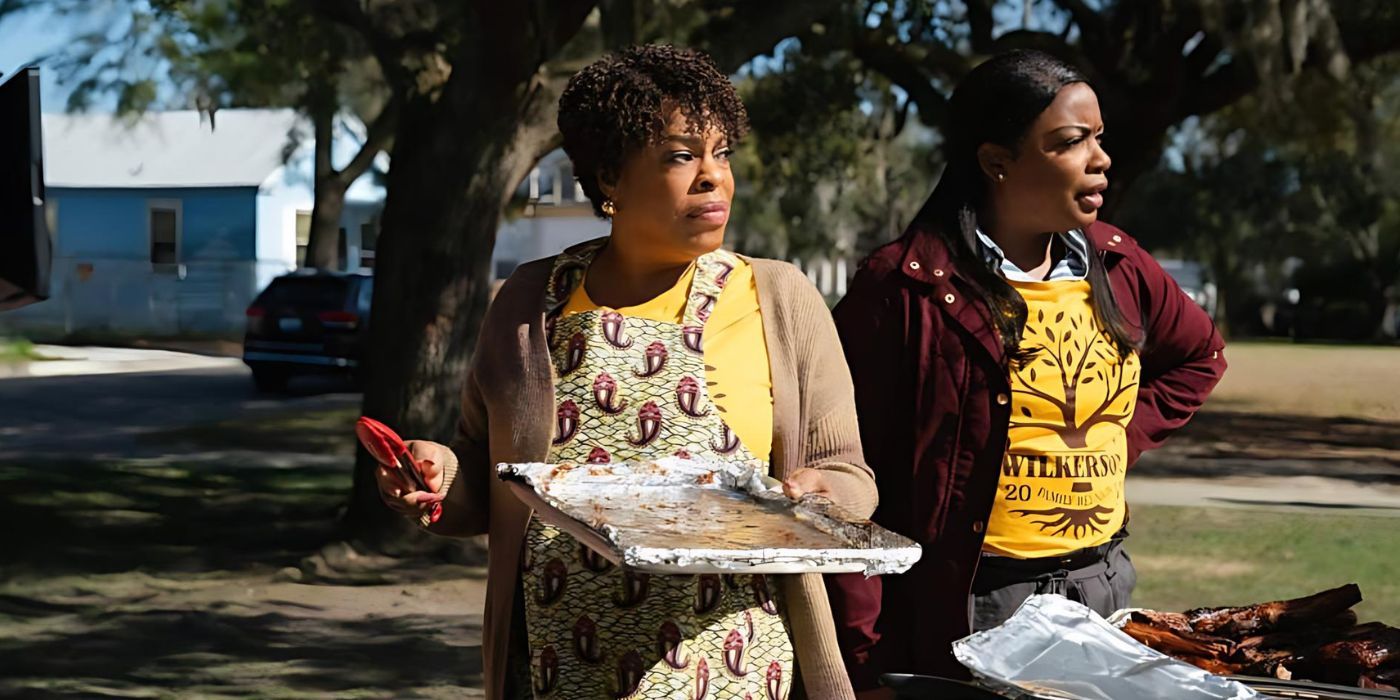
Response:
[1129,504,1400,624]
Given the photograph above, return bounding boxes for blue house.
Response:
[1,108,385,338]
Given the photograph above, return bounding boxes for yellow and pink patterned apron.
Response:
[522,241,794,699]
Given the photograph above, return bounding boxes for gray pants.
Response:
[970,536,1137,632]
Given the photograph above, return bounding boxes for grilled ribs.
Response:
[1315,624,1400,670]
[1121,620,1235,658]
[1234,610,1359,651]
[1123,583,1400,691]
[1185,584,1363,636]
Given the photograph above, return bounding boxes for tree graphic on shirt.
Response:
[1012,504,1117,538]
[1006,308,1138,538]
[1011,308,1140,449]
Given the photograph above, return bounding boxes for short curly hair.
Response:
[557,44,750,219]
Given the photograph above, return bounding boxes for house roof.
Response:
[42,109,312,189]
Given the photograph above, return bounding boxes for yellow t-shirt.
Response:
[982,279,1141,559]
[561,258,773,462]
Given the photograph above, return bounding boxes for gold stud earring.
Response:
[601,199,617,217]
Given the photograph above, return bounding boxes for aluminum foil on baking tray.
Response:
[497,457,922,575]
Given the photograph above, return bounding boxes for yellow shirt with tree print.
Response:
[983,278,1141,559]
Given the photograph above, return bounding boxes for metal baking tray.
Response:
[1229,677,1399,699]
[496,457,921,575]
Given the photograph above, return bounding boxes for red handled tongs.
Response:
[356,416,442,523]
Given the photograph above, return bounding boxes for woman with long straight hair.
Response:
[826,50,1227,695]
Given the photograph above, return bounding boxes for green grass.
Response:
[1129,504,1400,624]
[0,337,51,363]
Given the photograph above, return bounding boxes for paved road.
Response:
[0,365,360,460]
[1128,475,1400,516]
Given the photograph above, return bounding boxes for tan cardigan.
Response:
[426,250,876,699]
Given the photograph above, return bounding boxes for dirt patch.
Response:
[1210,343,1400,421]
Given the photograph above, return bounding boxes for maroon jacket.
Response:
[825,220,1227,689]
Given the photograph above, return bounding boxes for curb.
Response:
[0,345,244,379]
[1128,476,1400,517]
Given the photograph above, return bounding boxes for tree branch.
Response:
[1179,56,1260,118]
[1183,31,1226,78]
[690,0,847,73]
[848,34,955,127]
[1067,332,1098,386]
[1013,386,1065,408]
[531,0,599,60]
[598,0,639,48]
[463,2,595,92]
[1334,1,1400,63]
[0,0,37,19]
[1078,412,1130,430]
[987,28,1080,62]
[337,95,399,185]
[1082,381,1138,426]
[861,25,971,80]
[1050,331,1075,405]
[1050,0,1106,42]
[965,0,995,54]
[310,0,406,85]
[1178,2,1400,122]
[1010,421,1078,433]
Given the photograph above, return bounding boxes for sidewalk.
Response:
[1129,475,1400,517]
[0,345,242,378]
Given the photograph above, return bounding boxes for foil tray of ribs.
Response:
[1111,584,1400,696]
[496,457,923,575]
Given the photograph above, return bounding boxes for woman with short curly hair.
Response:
[373,45,875,700]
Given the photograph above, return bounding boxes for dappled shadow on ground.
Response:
[1204,496,1400,512]
[0,608,482,697]
[0,457,348,578]
[0,451,486,697]
[1136,410,1400,484]
[0,367,360,459]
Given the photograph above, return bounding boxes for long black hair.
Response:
[916,50,1141,363]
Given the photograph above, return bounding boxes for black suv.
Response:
[243,271,372,391]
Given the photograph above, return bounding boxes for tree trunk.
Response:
[1095,80,1182,220]
[306,184,346,270]
[1213,278,1231,340]
[304,105,346,270]
[1206,239,1244,340]
[344,123,535,550]
[342,42,572,553]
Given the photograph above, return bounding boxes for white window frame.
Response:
[148,198,182,270]
[359,216,379,269]
[295,209,313,268]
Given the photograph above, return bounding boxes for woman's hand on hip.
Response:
[376,439,449,519]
